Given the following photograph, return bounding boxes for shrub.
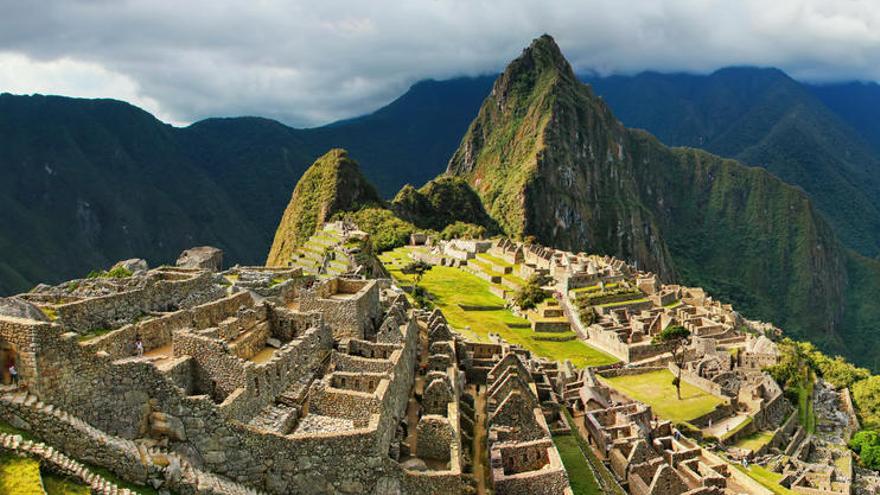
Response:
[336,208,421,252]
[514,275,546,310]
[86,266,133,279]
[439,221,486,240]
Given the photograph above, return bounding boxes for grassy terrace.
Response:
[599,370,724,423]
[0,453,42,495]
[379,247,618,368]
[733,429,775,452]
[597,298,649,308]
[553,435,602,495]
[734,465,795,495]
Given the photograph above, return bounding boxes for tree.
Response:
[402,260,432,286]
[513,275,546,310]
[402,260,433,308]
[654,325,692,400]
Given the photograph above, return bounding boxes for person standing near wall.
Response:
[135,335,144,357]
[8,364,18,388]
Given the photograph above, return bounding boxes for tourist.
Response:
[8,364,18,387]
[135,336,144,357]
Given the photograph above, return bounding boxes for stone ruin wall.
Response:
[0,316,44,387]
[299,278,381,340]
[50,271,224,334]
[0,295,449,494]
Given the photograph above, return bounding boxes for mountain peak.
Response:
[498,34,577,92]
[266,148,381,266]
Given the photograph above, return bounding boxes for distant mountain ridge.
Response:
[3,49,880,370]
[583,68,880,256]
[446,35,850,356]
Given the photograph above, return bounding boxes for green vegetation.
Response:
[42,471,90,495]
[553,434,602,495]
[77,328,113,342]
[513,275,546,310]
[379,247,618,368]
[392,176,498,234]
[653,325,692,400]
[849,430,880,470]
[337,208,420,252]
[86,266,133,279]
[0,453,43,495]
[734,464,795,495]
[40,307,59,321]
[766,339,820,434]
[267,149,382,266]
[600,370,723,423]
[439,221,486,240]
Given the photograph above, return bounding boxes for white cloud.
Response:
[0,52,182,125]
[0,0,877,127]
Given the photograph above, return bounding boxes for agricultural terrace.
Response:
[552,434,602,495]
[733,430,775,452]
[599,369,724,423]
[379,247,618,368]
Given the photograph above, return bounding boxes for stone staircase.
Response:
[0,390,265,495]
[1,432,132,494]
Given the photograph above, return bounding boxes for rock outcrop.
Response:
[176,246,223,271]
[0,297,49,321]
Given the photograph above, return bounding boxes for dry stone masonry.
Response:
[0,229,859,495]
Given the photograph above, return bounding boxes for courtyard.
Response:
[599,369,724,423]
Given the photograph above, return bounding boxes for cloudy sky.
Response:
[1,0,878,127]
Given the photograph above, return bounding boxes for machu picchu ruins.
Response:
[0,220,865,495]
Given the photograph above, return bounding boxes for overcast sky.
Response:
[0,0,878,127]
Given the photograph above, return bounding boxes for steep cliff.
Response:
[447,35,848,346]
[266,149,381,266]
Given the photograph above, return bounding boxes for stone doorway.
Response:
[0,341,18,385]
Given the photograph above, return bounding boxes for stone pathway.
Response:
[703,413,750,438]
[0,390,265,495]
[471,384,489,495]
[1,432,131,495]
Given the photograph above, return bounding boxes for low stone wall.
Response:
[299,278,380,340]
[82,291,255,360]
[0,391,154,484]
[331,352,396,374]
[668,363,725,398]
[597,366,666,379]
[54,271,224,334]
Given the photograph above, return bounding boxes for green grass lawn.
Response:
[42,470,90,495]
[475,252,513,267]
[0,453,43,495]
[732,429,773,451]
[553,435,602,495]
[379,248,618,368]
[598,298,649,308]
[599,370,724,423]
[734,465,794,495]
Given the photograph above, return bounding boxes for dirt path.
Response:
[471,384,491,495]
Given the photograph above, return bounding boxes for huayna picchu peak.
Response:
[447,34,855,362]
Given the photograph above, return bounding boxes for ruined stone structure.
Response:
[0,248,466,494]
